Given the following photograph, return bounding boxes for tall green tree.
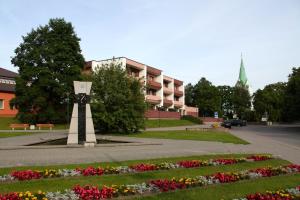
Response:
[10,18,84,123]
[253,82,286,122]
[184,83,195,106]
[232,86,251,119]
[217,85,234,118]
[193,78,221,117]
[283,67,300,121]
[91,62,146,133]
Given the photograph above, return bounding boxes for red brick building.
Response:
[0,67,18,117]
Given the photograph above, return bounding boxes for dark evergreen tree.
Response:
[283,67,300,121]
[184,83,195,106]
[232,86,251,119]
[193,78,221,117]
[91,62,146,133]
[217,85,234,118]
[253,82,286,122]
[10,18,84,124]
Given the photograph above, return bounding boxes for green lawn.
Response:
[0,153,258,175]
[145,119,197,128]
[0,132,40,138]
[125,130,249,144]
[0,155,289,193]
[135,174,300,200]
[0,117,68,130]
[0,117,19,130]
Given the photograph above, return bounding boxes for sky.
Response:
[1,0,300,91]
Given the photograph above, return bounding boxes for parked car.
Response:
[229,119,247,126]
[221,120,232,128]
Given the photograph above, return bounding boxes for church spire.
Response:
[236,54,248,87]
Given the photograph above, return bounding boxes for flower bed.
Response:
[0,155,272,182]
[0,164,299,200]
[233,185,300,200]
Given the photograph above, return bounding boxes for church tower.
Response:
[235,56,250,89]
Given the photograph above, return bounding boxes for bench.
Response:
[36,124,54,130]
[9,124,30,130]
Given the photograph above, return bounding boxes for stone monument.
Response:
[67,81,96,146]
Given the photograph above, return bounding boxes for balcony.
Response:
[163,99,173,106]
[174,101,183,108]
[174,89,183,96]
[147,66,161,76]
[147,80,162,90]
[126,59,144,70]
[163,87,173,94]
[174,79,183,86]
[146,95,161,104]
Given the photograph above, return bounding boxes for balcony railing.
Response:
[174,100,183,108]
[147,80,162,90]
[146,95,161,104]
[174,89,183,96]
[163,87,173,94]
[163,99,173,106]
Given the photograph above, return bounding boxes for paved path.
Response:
[0,125,299,167]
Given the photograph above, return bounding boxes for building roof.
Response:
[0,67,18,79]
[0,67,17,92]
[0,82,15,93]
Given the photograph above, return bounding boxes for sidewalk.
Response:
[0,125,299,167]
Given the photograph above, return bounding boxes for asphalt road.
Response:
[234,124,300,148]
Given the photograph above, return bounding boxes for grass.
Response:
[125,130,249,144]
[0,117,19,130]
[0,117,68,130]
[0,118,196,130]
[0,156,289,193]
[0,132,40,138]
[135,174,300,200]
[145,119,197,128]
[0,153,258,175]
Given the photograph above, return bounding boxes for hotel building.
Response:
[84,57,198,118]
[0,67,18,117]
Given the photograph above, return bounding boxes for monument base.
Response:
[84,142,95,147]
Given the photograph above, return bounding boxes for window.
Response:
[148,75,154,81]
[147,89,156,95]
[163,81,168,88]
[0,99,4,109]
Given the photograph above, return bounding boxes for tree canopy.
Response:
[217,85,234,118]
[91,62,146,133]
[232,86,251,119]
[192,78,221,117]
[10,18,84,124]
[253,82,286,122]
[283,67,300,121]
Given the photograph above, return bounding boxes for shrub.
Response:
[181,115,202,124]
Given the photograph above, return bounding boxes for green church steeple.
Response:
[236,55,249,88]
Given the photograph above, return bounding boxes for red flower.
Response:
[213,173,239,183]
[0,192,21,200]
[177,160,200,168]
[130,164,157,172]
[77,167,104,176]
[10,170,41,181]
[73,185,114,200]
[150,179,185,192]
[213,159,237,165]
[247,155,270,161]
